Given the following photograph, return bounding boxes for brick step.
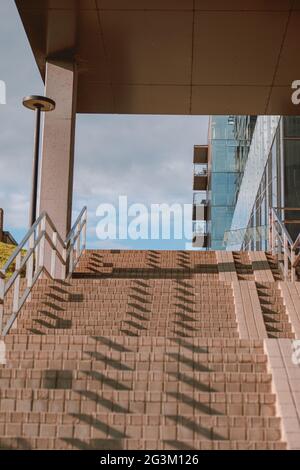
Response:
[266,331,295,339]
[20,301,235,308]
[263,318,293,328]
[21,303,234,309]
[21,291,233,297]
[264,321,293,330]
[21,300,234,306]
[10,329,240,338]
[2,350,268,363]
[0,437,286,450]
[30,282,229,288]
[0,411,281,428]
[5,333,264,355]
[18,313,237,320]
[17,321,239,329]
[261,307,287,315]
[3,360,267,373]
[0,389,277,415]
[4,336,264,346]
[22,292,234,297]
[0,377,272,393]
[18,312,236,319]
[73,274,220,279]
[258,298,284,303]
[0,419,282,442]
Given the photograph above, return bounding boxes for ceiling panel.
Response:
[266,86,300,114]
[191,86,270,114]
[193,11,288,86]
[113,85,190,114]
[292,0,300,9]
[77,83,114,113]
[274,12,300,86]
[97,0,193,10]
[76,10,110,83]
[101,10,193,85]
[17,0,96,10]
[195,0,293,10]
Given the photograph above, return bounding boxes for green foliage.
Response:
[0,242,25,279]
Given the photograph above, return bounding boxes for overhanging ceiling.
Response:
[15,0,300,115]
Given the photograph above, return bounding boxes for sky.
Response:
[0,0,209,250]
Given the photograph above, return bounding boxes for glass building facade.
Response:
[232,116,300,250]
[206,116,254,250]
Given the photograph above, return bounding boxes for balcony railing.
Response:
[193,192,207,206]
[193,165,208,191]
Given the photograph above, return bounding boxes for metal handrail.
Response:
[0,207,87,336]
[293,231,300,250]
[271,209,294,246]
[65,206,87,244]
[0,212,45,276]
[269,207,300,281]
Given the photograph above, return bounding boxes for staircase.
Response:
[256,283,295,339]
[233,252,254,281]
[0,250,290,450]
[265,253,283,281]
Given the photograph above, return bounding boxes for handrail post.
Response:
[27,232,35,289]
[61,246,67,280]
[12,252,22,330]
[0,273,5,335]
[283,233,289,281]
[76,222,81,263]
[39,216,46,269]
[291,249,296,282]
[271,211,276,256]
[269,208,272,252]
[69,238,74,277]
[83,210,87,251]
[51,231,57,278]
[26,232,35,303]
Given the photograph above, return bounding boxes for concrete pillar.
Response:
[39,60,77,239]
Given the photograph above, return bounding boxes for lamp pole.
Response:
[23,95,56,227]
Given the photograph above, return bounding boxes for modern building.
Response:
[193,116,255,249]
[194,115,300,252]
[228,116,300,251]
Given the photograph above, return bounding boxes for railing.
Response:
[0,207,87,336]
[223,225,267,250]
[194,165,208,177]
[193,192,207,206]
[269,208,300,281]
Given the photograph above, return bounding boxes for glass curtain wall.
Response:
[208,116,253,249]
[243,116,300,249]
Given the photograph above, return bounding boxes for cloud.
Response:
[0,1,209,249]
